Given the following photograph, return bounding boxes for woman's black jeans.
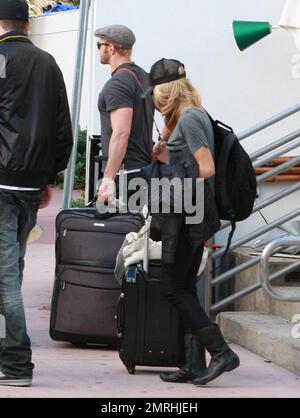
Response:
[161,227,212,334]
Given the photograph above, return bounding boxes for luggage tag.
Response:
[125,265,138,283]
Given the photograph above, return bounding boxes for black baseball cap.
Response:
[0,0,29,22]
[142,58,186,98]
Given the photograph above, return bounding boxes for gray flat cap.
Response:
[94,24,136,49]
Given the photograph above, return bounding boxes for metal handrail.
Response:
[219,181,300,232]
[211,257,300,312]
[209,101,300,316]
[250,129,300,161]
[212,207,300,259]
[253,139,300,169]
[211,256,261,286]
[256,155,300,184]
[237,102,300,141]
[259,238,300,302]
[209,185,300,312]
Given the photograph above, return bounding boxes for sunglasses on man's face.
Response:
[97,42,109,50]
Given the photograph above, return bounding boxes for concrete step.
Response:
[270,287,300,321]
[218,312,300,376]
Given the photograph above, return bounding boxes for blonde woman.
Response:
[147,59,240,386]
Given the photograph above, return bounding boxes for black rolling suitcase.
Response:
[50,207,144,346]
[116,223,184,373]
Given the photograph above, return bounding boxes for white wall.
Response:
[30,10,92,130]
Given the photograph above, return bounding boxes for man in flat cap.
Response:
[0,0,73,386]
[94,24,154,203]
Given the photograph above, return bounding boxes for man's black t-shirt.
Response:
[98,63,154,170]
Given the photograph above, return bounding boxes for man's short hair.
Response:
[0,19,26,31]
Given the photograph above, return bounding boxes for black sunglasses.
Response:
[97,42,109,50]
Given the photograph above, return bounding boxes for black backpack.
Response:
[207,113,257,252]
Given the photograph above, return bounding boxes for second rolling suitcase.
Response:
[116,225,184,373]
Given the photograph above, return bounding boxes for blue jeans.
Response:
[0,189,40,377]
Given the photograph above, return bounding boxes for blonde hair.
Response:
[153,78,202,131]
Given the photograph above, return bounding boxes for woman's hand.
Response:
[152,140,167,162]
[152,140,165,156]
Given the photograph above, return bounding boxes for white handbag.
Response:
[114,216,162,285]
[122,218,161,267]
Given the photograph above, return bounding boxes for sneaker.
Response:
[0,372,32,387]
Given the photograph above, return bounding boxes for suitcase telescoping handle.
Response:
[143,222,150,273]
[89,168,142,214]
[116,292,125,337]
[116,167,141,201]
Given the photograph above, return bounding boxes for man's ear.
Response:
[24,21,30,34]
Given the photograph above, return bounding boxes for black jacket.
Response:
[151,181,220,264]
[0,31,73,188]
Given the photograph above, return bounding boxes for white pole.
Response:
[62,0,91,209]
[85,0,98,205]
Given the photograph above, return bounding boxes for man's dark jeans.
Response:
[0,189,40,377]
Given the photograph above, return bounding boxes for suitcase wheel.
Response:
[127,365,135,375]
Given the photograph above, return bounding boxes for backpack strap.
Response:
[115,67,162,139]
[224,221,236,255]
[206,110,236,257]
[205,111,234,133]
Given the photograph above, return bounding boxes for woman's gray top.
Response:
[166,107,215,190]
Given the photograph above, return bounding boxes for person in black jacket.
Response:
[146,58,240,386]
[0,0,73,387]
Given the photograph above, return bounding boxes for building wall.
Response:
[30,10,92,130]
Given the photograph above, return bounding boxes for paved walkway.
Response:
[1,188,300,398]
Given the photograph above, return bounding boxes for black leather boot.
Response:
[193,324,240,386]
[160,334,206,383]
